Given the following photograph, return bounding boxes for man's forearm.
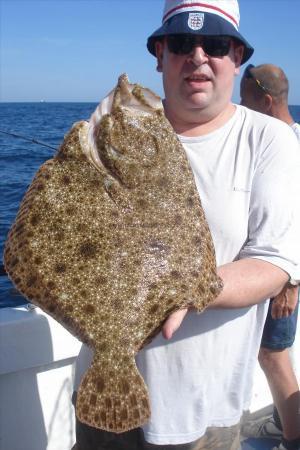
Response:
[162,258,290,339]
[211,258,289,309]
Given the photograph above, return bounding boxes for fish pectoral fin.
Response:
[76,359,150,433]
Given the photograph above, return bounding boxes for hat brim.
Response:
[147,12,253,65]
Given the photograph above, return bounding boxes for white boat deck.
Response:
[0,305,299,450]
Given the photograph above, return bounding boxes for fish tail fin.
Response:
[76,359,150,433]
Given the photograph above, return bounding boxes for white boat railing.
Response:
[0,304,299,450]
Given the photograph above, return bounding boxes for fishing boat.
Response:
[0,293,299,450]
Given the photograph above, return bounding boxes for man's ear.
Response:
[155,40,164,72]
[264,93,273,113]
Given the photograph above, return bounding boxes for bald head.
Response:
[250,64,289,100]
[240,63,291,118]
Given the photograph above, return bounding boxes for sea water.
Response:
[1,103,300,307]
[0,103,96,307]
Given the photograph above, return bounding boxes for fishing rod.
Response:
[0,129,57,151]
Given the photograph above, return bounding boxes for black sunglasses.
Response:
[166,34,232,57]
[244,64,271,93]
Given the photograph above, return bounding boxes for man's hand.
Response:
[271,284,299,319]
[162,308,188,339]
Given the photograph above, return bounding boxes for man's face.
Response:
[155,35,244,124]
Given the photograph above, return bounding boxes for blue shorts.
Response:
[261,299,299,350]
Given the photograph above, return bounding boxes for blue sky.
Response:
[0,0,299,104]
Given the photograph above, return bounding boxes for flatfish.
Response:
[4,74,223,433]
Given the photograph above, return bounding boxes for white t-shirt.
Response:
[291,121,300,143]
[74,105,300,445]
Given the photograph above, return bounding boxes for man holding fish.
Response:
[73,0,300,449]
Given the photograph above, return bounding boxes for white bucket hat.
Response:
[147,0,254,64]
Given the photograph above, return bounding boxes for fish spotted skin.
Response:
[4,74,223,433]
